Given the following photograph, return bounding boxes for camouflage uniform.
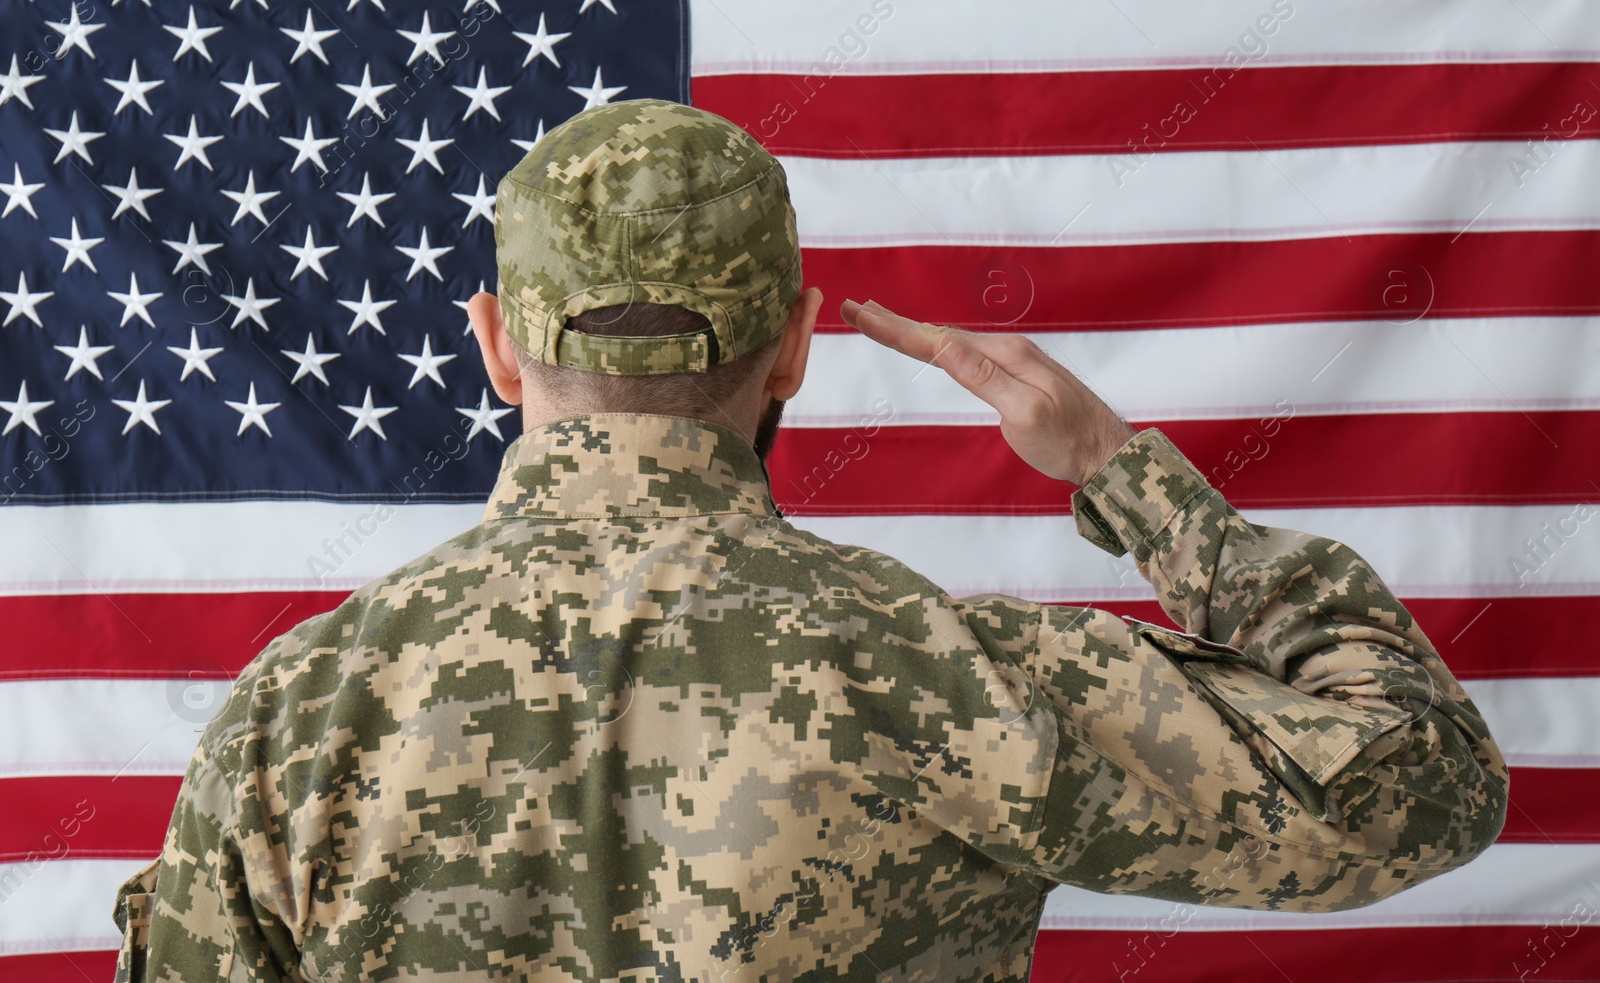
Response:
[114,413,1507,982]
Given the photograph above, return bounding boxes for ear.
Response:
[765,286,822,402]
[468,292,524,406]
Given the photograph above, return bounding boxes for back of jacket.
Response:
[114,413,1508,983]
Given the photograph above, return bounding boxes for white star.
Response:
[280,225,338,280]
[568,66,626,110]
[225,382,280,436]
[282,334,341,385]
[1,272,53,327]
[43,112,106,165]
[280,117,339,173]
[398,12,454,66]
[107,272,162,327]
[397,335,457,389]
[339,386,398,441]
[348,0,386,9]
[1,164,45,219]
[0,381,54,436]
[164,6,222,63]
[222,277,280,330]
[163,115,223,171]
[336,173,394,228]
[451,174,494,228]
[466,0,500,12]
[397,228,453,282]
[337,280,396,335]
[163,222,222,275]
[337,64,395,120]
[229,0,270,8]
[454,280,485,335]
[0,55,46,110]
[222,63,279,118]
[49,218,104,273]
[515,14,571,68]
[511,119,547,153]
[102,168,163,222]
[453,66,511,122]
[578,0,618,13]
[53,326,115,381]
[167,327,224,382]
[104,60,164,115]
[457,389,515,441]
[397,119,453,174]
[47,5,107,60]
[111,381,172,436]
[282,10,340,65]
[221,170,281,226]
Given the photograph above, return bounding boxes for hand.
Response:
[840,299,1136,485]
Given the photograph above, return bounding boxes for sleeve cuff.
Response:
[1071,427,1212,559]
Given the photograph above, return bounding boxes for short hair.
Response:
[512,303,782,417]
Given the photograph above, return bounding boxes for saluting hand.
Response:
[840,299,1136,486]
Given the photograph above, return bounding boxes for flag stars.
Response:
[398,335,457,389]
[454,280,485,335]
[108,272,162,327]
[338,280,396,335]
[43,112,106,165]
[0,382,54,437]
[457,389,515,441]
[1,272,53,327]
[338,65,396,120]
[337,174,394,228]
[515,14,571,68]
[399,12,455,66]
[104,60,164,115]
[569,67,626,110]
[225,383,280,436]
[282,334,341,385]
[512,120,547,153]
[164,6,223,63]
[112,381,172,436]
[397,228,453,282]
[0,55,46,110]
[1,164,45,219]
[339,386,398,441]
[222,63,280,118]
[397,119,454,174]
[453,67,511,121]
[282,10,341,65]
[281,117,340,173]
[452,175,494,227]
[164,115,224,171]
[46,5,107,60]
[49,218,104,272]
[223,278,281,330]
[579,0,618,13]
[102,168,163,222]
[281,226,339,280]
[54,326,115,381]
[163,222,222,275]
[166,327,225,382]
[221,171,281,226]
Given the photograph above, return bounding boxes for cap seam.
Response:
[503,161,779,220]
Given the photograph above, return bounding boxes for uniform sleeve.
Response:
[989,427,1508,911]
[113,693,299,981]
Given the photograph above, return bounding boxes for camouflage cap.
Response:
[493,98,803,375]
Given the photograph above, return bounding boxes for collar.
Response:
[483,412,779,520]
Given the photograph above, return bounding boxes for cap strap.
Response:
[554,324,721,375]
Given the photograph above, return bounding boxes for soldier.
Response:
[114,99,1507,981]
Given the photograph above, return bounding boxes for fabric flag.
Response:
[4,0,1600,980]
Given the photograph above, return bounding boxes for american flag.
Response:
[3,0,1599,979]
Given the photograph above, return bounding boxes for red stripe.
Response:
[1027,923,1600,983]
[768,413,1600,513]
[694,62,1600,158]
[796,232,1600,333]
[0,952,117,983]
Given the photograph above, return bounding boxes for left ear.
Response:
[766,286,823,401]
[468,292,524,406]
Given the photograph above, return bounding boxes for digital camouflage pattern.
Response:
[114,414,1508,982]
[495,100,803,375]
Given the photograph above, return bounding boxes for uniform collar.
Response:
[483,412,779,520]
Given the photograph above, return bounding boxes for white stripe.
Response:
[0,674,1593,779]
[1039,843,1600,930]
[782,141,1600,247]
[691,0,1600,74]
[790,317,1600,426]
[3,500,1598,598]
[3,846,1599,956]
